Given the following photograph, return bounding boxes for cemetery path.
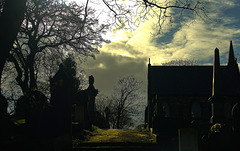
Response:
[72,128,158,150]
[73,128,156,144]
[86,129,155,143]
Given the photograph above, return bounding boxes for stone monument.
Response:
[50,63,75,150]
[73,75,98,129]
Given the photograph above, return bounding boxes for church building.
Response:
[145,41,240,136]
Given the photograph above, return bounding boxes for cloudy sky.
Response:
[76,0,240,97]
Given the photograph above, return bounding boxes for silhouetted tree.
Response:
[161,59,198,66]
[0,0,27,93]
[100,0,207,34]
[6,0,109,94]
[95,93,112,117]
[95,76,143,129]
[0,0,207,94]
[109,75,142,129]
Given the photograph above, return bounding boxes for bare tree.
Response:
[161,59,198,66]
[6,0,109,94]
[95,93,112,117]
[0,0,207,94]
[101,0,207,34]
[95,76,143,129]
[109,75,142,129]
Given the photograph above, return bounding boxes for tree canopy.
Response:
[0,0,208,95]
[5,0,109,94]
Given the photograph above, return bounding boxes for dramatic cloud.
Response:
[82,0,240,97]
[96,0,240,66]
[83,52,148,95]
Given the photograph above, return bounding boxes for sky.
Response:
[75,0,240,98]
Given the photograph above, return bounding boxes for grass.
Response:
[12,119,25,125]
[74,126,156,144]
[11,120,155,144]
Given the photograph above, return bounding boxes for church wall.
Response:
[153,95,211,119]
[150,94,212,134]
[148,93,239,135]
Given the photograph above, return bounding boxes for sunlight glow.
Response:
[71,0,240,66]
[98,63,106,69]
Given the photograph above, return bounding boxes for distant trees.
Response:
[4,0,109,94]
[161,59,198,66]
[95,94,111,118]
[96,75,143,129]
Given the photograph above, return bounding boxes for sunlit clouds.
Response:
[98,2,240,65]
[78,0,240,95]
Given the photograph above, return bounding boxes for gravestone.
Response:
[15,96,27,119]
[50,64,75,150]
[179,128,198,151]
[73,90,90,129]
[73,75,98,129]
[0,95,14,140]
[24,90,49,126]
[74,105,84,122]
[86,75,98,122]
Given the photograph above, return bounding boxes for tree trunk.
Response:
[28,54,37,89]
[8,54,29,93]
[116,110,121,129]
[0,0,27,93]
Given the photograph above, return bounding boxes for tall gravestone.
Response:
[86,75,98,123]
[73,75,101,130]
[50,64,75,150]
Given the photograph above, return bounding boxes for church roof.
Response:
[148,65,240,96]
